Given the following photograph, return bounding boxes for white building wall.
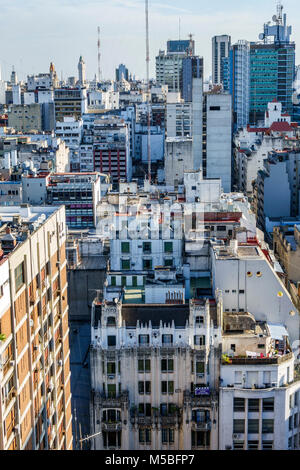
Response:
[206,93,232,193]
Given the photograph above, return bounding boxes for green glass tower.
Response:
[249,5,295,124]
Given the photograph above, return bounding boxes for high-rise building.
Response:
[54,87,87,122]
[156,37,195,92]
[115,64,129,82]
[78,56,86,86]
[182,57,203,102]
[223,41,251,129]
[93,117,131,184]
[212,35,231,85]
[0,205,72,450]
[249,5,295,123]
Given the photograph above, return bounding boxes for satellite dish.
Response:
[272,15,277,22]
[259,33,265,40]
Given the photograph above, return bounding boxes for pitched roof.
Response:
[269,121,293,132]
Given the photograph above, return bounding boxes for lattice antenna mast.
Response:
[145,0,151,183]
[97,26,101,82]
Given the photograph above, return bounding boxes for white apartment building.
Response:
[219,321,300,450]
[205,93,232,193]
[211,242,300,345]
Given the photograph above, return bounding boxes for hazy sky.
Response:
[0,0,299,82]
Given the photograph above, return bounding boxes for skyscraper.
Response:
[223,40,251,129]
[156,37,195,92]
[249,5,295,123]
[0,205,72,450]
[182,56,203,102]
[115,64,129,82]
[212,35,231,85]
[78,56,86,86]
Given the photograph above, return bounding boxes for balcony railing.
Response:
[101,422,122,432]
[222,352,293,366]
[191,421,211,431]
[4,388,16,408]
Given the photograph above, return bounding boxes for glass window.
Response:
[15,262,25,293]
[262,419,274,434]
[121,242,130,253]
[139,334,150,345]
[164,242,173,253]
[107,336,116,346]
[234,398,245,412]
[248,419,259,434]
[263,397,274,412]
[161,359,174,372]
[248,399,259,412]
[121,259,130,270]
[233,419,245,433]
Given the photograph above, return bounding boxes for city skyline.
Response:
[1,0,299,82]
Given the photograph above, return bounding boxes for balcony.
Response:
[183,390,215,408]
[191,421,211,431]
[4,388,16,408]
[222,352,293,366]
[102,422,122,432]
[92,390,129,408]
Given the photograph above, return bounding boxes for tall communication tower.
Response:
[145,0,151,183]
[97,26,101,82]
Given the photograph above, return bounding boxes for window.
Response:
[143,242,151,253]
[107,362,116,374]
[121,259,130,270]
[162,334,173,345]
[164,258,173,267]
[121,242,130,253]
[262,440,273,450]
[161,428,174,444]
[107,384,116,398]
[138,381,151,394]
[138,359,151,373]
[234,398,245,412]
[194,335,205,346]
[263,397,274,411]
[196,362,205,374]
[262,419,274,434]
[248,419,259,434]
[210,106,220,111]
[139,334,150,345]
[139,428,151,444]
[15,262,25,292]
[161,381,174,394]
[107,336,116,347]
[138,403,151,416]
[164,242,173,253]
[248,399,259,412]
[143,259,152,270]
[233,441,244,449]
[195,316,204,326]
[107,316,116,326]
[161,359,174,373]
[233,419,245,433]
[248,440,259,450]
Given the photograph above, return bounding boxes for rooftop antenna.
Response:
[97,26,101,82]
[179,17,181,40]
[145,0,151,183]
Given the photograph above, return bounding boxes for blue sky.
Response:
[0,0,299,81]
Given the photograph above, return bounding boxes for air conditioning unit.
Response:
[30,319,34,327]
[9,360,15,367]
[233,434,242,440]
[13,424,20,433]
[58,360,63,367]
[108,375,115,380]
